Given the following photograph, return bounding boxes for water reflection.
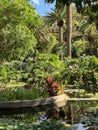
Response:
[46,108,65,120]
[0,100,98,130]
[66,100,98,130]
[74,123,90,130]
[38,100,98,130]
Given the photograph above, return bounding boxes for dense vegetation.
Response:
[0,0,98,129]
[0,118,76,130]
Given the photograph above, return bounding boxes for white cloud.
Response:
[32,0,39,5]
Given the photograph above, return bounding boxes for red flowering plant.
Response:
[45,76,65,120]
[45,76,59,96]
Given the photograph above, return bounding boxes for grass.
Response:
[0,80,98,101]
[0,81,48,101]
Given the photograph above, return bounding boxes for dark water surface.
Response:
[66,100,98,130]
[0,100,98,130]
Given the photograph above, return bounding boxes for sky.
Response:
[31,0,55,16]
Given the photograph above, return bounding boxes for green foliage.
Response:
[37,33,57,53]
[0,0,43,61]
[1,55,98,96]
[0,24,36,60]
[78,56,98,71]
[75,0,98,29]
[0,118,76,130]
[72,8,98,57]
[0,63,22,83]
[63,56,98,94]
[0,55,98,97]
[0,65,10,79]
[29,53,65,87]
[52,41,67,59]
[81,106,98,129]
[0,86,47,101]
[73,40,88,57]
[45,6,66,26]
[36,120,76,130]
[0,53,65,100]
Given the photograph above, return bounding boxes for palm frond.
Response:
[45,0,55,3]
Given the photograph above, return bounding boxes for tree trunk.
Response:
[59,26,63,42]
[57,20,64,42]
[66,5,72,58]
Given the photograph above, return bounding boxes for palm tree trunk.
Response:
[66,4,72,58]
[59,26,63,42]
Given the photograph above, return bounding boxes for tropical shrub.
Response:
[0,63,22,84]
[63,56,98,94]
[25,53,65,88]
[0,86,47,101]
[37,33,57,54]
[73,40,88,57]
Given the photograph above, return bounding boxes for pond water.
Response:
[0,100,98,130]
[65,100,98,130]
[74,123,90,130]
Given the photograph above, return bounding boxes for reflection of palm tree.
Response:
[45,0,72,58]
[45,7,65,42]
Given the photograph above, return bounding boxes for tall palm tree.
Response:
[45,0,72,58]
[66,4,72,58]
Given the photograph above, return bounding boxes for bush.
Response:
[63,56,98,94]
[0,86,47,101]
[26,53,65,87]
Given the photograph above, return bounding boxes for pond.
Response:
[66,100,98,130]
[0,100,98,130]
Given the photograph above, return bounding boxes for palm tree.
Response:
[33,24,57,53]
[45,0,72,58]
[45,7,66,42]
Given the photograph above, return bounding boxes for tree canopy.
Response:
[0,0,43,62]
[45,0,98,25]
